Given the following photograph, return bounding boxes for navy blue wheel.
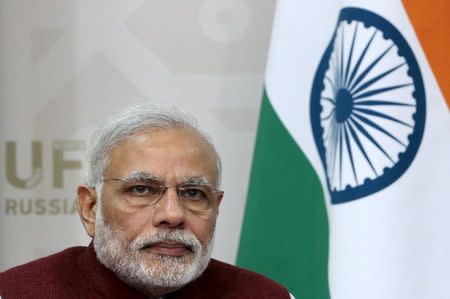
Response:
[310,7,426,204]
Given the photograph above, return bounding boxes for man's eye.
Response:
[128,185,159,196]
[180,187,208,201]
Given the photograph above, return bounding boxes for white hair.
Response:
[93,199,214,295]
[86,103,222,189]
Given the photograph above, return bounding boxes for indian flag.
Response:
[237,1,450,299]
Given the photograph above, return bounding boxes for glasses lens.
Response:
[117,179,164,207]
[178,184,215,211]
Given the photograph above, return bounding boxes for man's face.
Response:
[91,128,222,293]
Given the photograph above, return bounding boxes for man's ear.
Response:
[215,192,224,214]
[77,184,98,238]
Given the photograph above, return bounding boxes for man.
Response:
[0,104,292,298]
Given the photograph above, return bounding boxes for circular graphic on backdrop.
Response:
[310,7,426,204]
[199,0,249,43]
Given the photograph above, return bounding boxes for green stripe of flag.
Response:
[237,90,331,299]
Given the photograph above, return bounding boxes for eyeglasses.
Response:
[101,177,223,213]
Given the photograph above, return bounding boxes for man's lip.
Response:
[144,242,191,256]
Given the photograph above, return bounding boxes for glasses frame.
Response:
[100,177,224,213]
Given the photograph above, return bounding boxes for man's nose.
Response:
[152,187,186,228]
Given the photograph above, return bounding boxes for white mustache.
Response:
[130,230,202,253]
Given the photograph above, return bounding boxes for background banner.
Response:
[0,0,275,271]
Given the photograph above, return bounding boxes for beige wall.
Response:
[0,0,275,270]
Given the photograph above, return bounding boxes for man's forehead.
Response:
[113,128,216,158]
[125,127,209,145]
[105,127,220,185]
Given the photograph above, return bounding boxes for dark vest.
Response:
[0,244,290,298]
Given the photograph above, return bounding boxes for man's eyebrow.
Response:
[121,172,213,187]
[182,176,212,187]
[122,171,160,182]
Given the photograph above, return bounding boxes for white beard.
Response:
[93,205,214,296]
